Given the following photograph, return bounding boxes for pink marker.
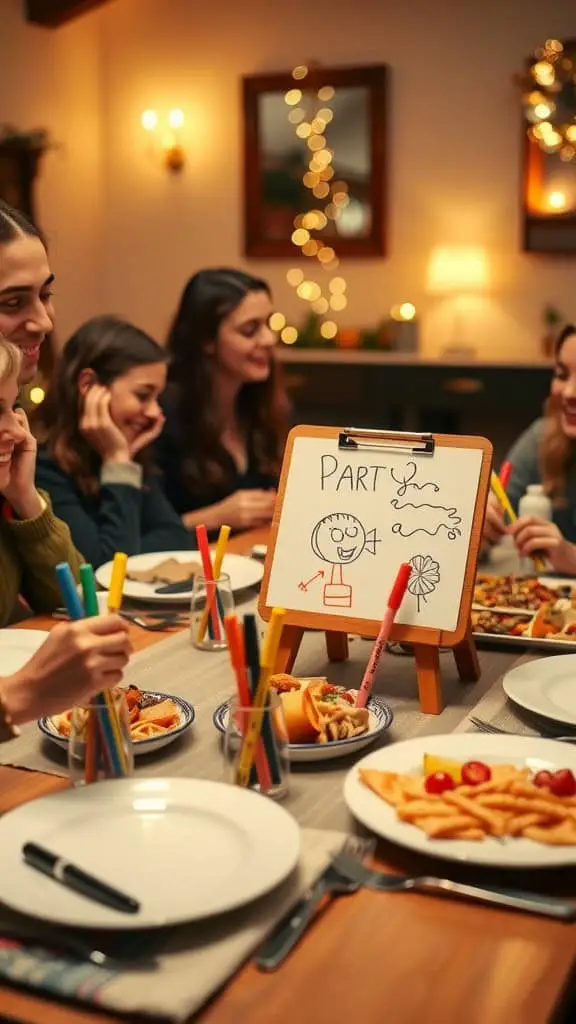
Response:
[355,563,412,709]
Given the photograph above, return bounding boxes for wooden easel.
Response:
[259,426,492,715]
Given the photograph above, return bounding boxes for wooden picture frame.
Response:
[242,64,387,258]
[259,425,493,714]
[521,38,576,255]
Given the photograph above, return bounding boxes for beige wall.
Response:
[2,0,576,356]
[1,0,104,340]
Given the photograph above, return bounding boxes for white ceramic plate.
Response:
[95,550,264,604]
[38,691,195,756]
[212,691,393,762]
[0,777,300,929]
[503,655,576,728]
[0,629,49,673]
[344,734,576,868]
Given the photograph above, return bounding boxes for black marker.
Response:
[23,842,140,915]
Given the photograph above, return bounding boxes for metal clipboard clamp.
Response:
[338,428,435,456]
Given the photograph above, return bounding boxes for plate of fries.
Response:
[38,686,195,756]
[344,735,576,867]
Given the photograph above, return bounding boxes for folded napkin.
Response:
[0,827,343,1022]
[127,558,202,585]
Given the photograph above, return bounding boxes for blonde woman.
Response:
[484,324,576,573]
[0,338,82,625]
[0,338,132,736]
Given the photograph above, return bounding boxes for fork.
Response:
[470,716,576,744]
[327,852,576,921]
[254,835,375,971]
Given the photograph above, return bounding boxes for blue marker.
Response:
[55,562,85,621]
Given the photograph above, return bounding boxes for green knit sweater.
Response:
[0,491,83,628]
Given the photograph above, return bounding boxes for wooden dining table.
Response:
[0,526,575,1024]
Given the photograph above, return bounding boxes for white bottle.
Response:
[518,484,552,574]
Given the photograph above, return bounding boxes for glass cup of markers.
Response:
[191,572,234,651]
[68,691,134,786]
[223,692,290,800]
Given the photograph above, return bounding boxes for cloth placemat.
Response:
[2,623,519,831]
[0,827,342,1022]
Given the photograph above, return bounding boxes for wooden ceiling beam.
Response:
[25,0,110,27]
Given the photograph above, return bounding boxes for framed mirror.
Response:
[521,38,576,254]
[242,64,387,258]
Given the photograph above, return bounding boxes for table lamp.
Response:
[425,245,490,357]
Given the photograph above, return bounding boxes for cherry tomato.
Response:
[550,769,576,798]
[533,770,554,790]
[461,761,492,786]
[425,771,456,795]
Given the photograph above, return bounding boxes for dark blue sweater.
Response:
[36,447,194,568]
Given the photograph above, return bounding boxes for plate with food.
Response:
[95,550,264,603]
[213,675,393,762]
[39,686,195,756]
[344,734,576,867]
[472,574,576,651]
[503,655,576,729]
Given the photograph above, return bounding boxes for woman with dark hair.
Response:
[156,268,290,532]
[36,315,192,567]
[0,200,53,386]
[484,324,576,573]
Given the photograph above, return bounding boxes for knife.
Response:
[154,580,193,595]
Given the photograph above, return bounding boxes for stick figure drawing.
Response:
[298,513,380,607]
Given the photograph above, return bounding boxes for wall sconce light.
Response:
[141,108,186,172]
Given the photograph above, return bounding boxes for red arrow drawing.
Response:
[298,570,325,591]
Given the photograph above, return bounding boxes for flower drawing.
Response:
[408,554,440,613]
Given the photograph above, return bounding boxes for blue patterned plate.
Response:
[212,691,393,763]
[38,691,195,757]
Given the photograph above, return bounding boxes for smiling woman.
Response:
[483,324,576,575]
[0,337,83,626]
[35,316,194,567]
[0,201,54,386]
[154,268,290,535]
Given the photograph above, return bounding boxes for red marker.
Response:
[499,461,512,491]
[355,563,412,709]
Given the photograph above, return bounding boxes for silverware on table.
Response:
[154,580,193,595]
[0,920,159,969]
[324,854,576,922]
[254,835,375,971]
[120,610,188,631]
[470,716,576,744]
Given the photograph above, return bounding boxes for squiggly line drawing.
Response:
[390,500,462,540]
[390,461,440,496]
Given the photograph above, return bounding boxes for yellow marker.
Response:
[490,472,546,572]
[107,552,128,613]
[235,608,286,787]
[196,525,231,642]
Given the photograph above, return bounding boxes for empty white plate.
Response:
[95,551,264,604]
[0,629,49,674]
[0,777,300,929]
[503,655,576,728]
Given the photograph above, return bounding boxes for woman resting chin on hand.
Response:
[511,517,576,576]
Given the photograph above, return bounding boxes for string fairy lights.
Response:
[517,38,576,161]
[273,64,351,345]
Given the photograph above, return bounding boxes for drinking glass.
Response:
[223,692,290,799]
[68,690,134,786]
[190,572,234,651]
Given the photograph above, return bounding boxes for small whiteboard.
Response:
[262,426,492,642]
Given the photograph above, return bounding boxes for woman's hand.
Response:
[80,385,131,464]
[511,517,576,575]
[129,410,166,457]
[0,616,132,725]
[482,493,508,546]
[1,408,43,519]
[184,489,277,532]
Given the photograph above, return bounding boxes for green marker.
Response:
[79,564,100,617]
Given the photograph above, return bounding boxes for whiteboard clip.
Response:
[338,428,435,456]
